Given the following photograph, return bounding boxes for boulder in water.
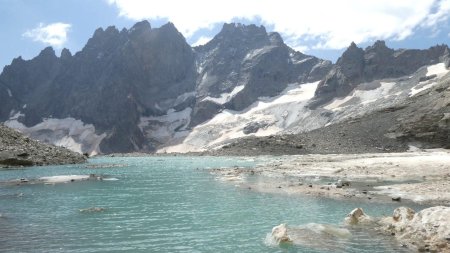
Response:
[344,208,373,225]
[380,206,450,252]
[271,224,292,243]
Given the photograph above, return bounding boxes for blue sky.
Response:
[1,0,450,71]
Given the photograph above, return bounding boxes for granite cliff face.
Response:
[1,21,449,154]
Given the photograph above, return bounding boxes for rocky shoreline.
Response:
[270,206,450,252]
[211,150,450,252]
[210,150,450,205]
[0,124,86,167]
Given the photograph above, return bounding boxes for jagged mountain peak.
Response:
[130,20,151,32]
[220,22,266,34]
[10,21,450,154]
[105,25,119,34]
[90,26,120,42]
[312,40,450,107]
[155,22,186,40]
[336,42,364,66]
[60,48,72,59]
[268,32,284,46]
[204,23,270,48]
[365,40,393,55]
[372,40,387,48]
[38,46,57,58]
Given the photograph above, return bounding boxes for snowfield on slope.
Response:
[5,116,106,156]
[159,63,449,153]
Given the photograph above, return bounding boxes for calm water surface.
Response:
[0,156,418,252]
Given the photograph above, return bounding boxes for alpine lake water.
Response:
[0,156,422,253]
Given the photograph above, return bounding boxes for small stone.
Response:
[392,196,401,202]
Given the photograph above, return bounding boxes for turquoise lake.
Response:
[0,156,419,252]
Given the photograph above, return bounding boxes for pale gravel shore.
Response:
[212,150,450,252]
[210,150,450,205]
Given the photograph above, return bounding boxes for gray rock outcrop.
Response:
[310,41,450,107]
[0,124,85,167]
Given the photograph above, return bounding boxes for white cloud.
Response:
[422,0,450,27]
[191,36,212,47]
[23,22,71,48]
[108,0,450,50]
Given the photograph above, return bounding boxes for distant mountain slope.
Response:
[0,22,330,154]
[0,124,86,167]
[311,41,450,107]
[0,21,449,154]
[210,68,450,156]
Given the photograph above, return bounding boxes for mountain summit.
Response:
[1,22,449,154]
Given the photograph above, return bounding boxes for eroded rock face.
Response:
[381,206,450,252]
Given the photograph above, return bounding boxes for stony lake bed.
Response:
[0,154,449,252]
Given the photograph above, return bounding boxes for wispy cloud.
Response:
[107,0,450,50]
[191,36,212,47]
[23,22,71,48]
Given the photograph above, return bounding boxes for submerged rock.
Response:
[268,223,351,250]
[79,207,106,213]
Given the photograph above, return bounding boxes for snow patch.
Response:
[8,111,24,121]
[409,82,438,96]
[202,85,245,104]
[160,82,320,153]
[244,46,276,61]
[324,82,395,111]
[174,91,195,106]
[292,57,313,64]
[426,62,448,77]
[7,89,12,97]
[409,63,449,97]
[139,107,192,146]
[5,117,106,156]
[161,62,449,153]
